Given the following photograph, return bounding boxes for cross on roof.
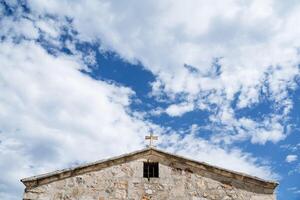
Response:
[145,132,158,148]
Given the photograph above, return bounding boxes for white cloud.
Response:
[165,102,194,117]
[210,110,286,145]
[35,18,60,38]
[281,143,300,152]
[0,17,39,40]
[26,0,300,144]
[288,187,300,194]
[288,164,300,175]
[286,155,298,163]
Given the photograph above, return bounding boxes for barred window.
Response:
[143,162,159,178]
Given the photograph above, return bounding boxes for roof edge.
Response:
[21,147,278,190]
[21,147,150,183]
[150,148,278,188]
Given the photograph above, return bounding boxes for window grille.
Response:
[143,162,159,179]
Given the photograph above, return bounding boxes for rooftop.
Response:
[21,147,279,190]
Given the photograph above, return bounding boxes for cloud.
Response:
[281,143,300,152]
[26,0,300,144]
[288,163,300,175]
[0,17,39,40]
[286,155,298,163]
[288,187,300,194]
[165,102,194,117]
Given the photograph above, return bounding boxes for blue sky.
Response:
[0,0,300,199]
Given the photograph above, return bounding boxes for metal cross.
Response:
[145,132,158,147]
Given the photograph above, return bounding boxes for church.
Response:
[21,134,278,200]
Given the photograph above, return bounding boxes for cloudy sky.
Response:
[0,0,300,199]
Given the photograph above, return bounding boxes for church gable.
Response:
[21,148,278,200]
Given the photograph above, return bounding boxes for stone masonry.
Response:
[21,148,278,200]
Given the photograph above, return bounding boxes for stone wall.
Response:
[23,157,276,200]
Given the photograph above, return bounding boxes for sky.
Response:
[0,0,300,199]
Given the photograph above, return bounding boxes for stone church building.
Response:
[21,147,278,200]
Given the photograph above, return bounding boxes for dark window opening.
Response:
[143,162,159,178]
